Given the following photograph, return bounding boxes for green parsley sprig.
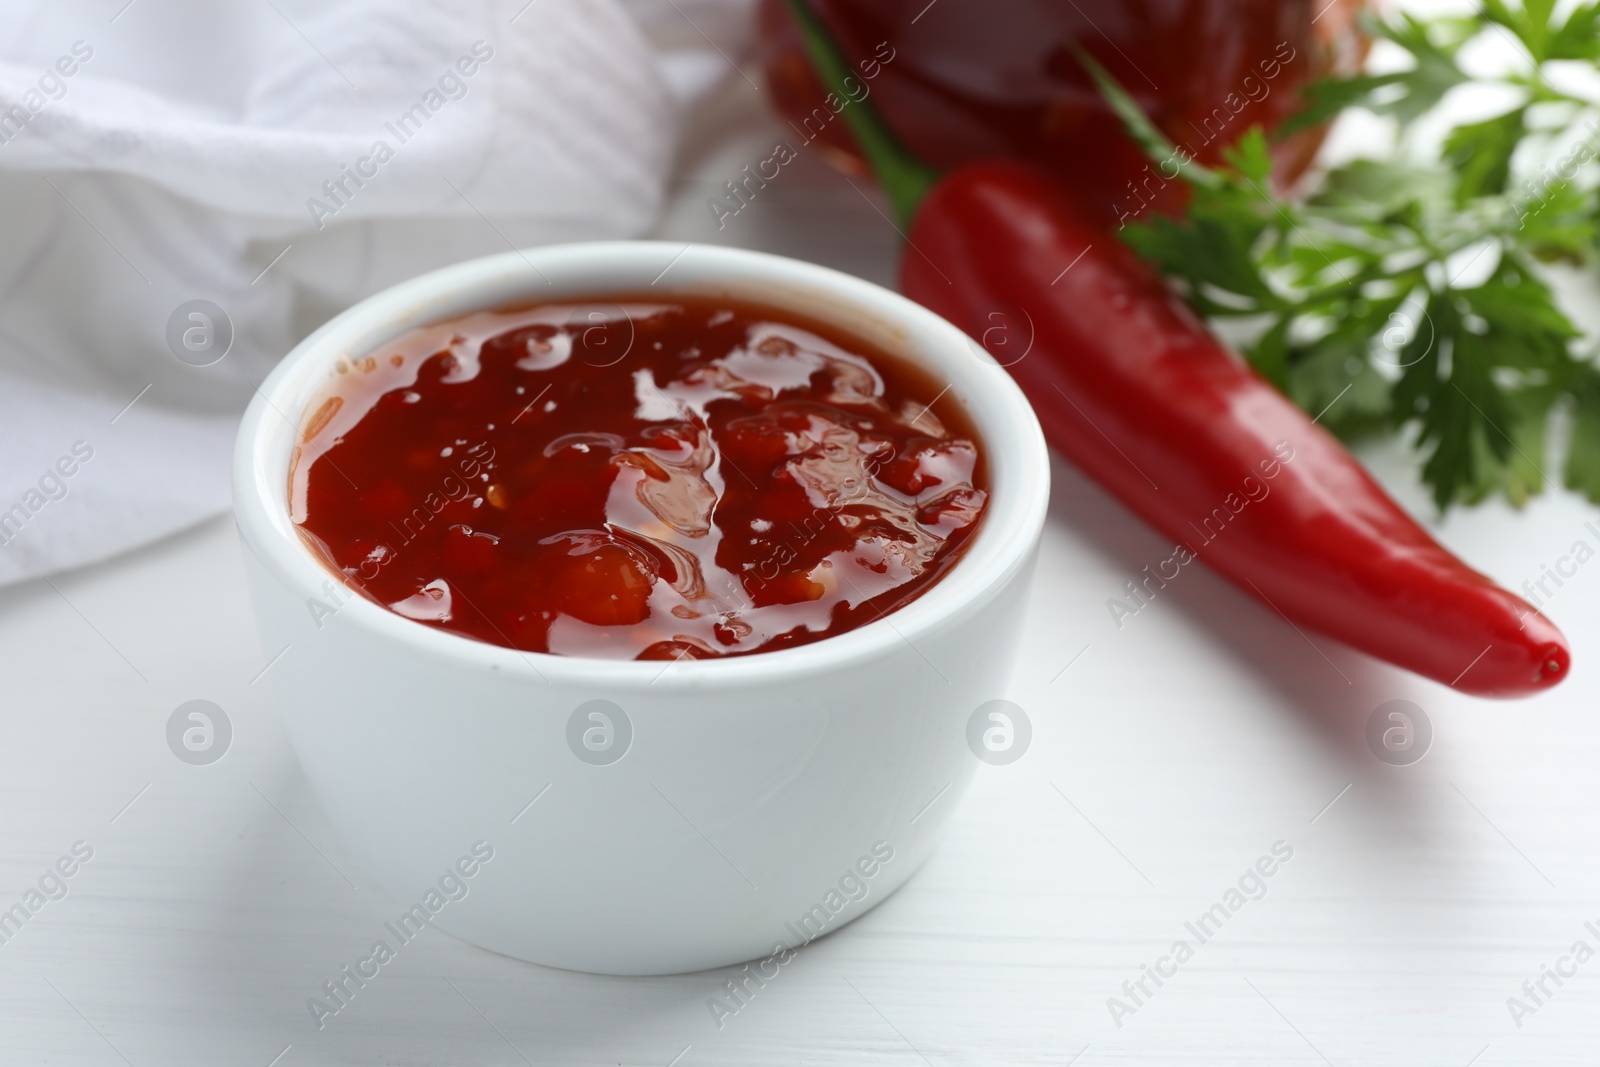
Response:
[1088,2,1600,510]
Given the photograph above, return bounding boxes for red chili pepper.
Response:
[783,0,1570,697]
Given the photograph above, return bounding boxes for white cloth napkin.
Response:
[0,0,754,586]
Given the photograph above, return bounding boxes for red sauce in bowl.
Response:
[291,296,988,661]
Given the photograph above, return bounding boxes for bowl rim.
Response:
[232,240,1050,692]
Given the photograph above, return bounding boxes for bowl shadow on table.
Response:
[1045,456,1443,813]
[179,759,790,1062]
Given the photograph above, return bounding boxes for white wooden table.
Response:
[4,76,1599,1067]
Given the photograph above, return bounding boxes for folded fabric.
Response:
[0,0,754,587]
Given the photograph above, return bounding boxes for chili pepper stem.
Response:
[780,0,940,228]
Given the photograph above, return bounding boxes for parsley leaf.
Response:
[1094,1,1600,511]
[1443,108,1527,201]
[1565,367,1600,498]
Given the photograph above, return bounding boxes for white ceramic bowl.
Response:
[233,241,1049,975]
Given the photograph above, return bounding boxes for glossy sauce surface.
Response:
[292,297,987,660]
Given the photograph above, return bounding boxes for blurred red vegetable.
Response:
[760,0,1366,223]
